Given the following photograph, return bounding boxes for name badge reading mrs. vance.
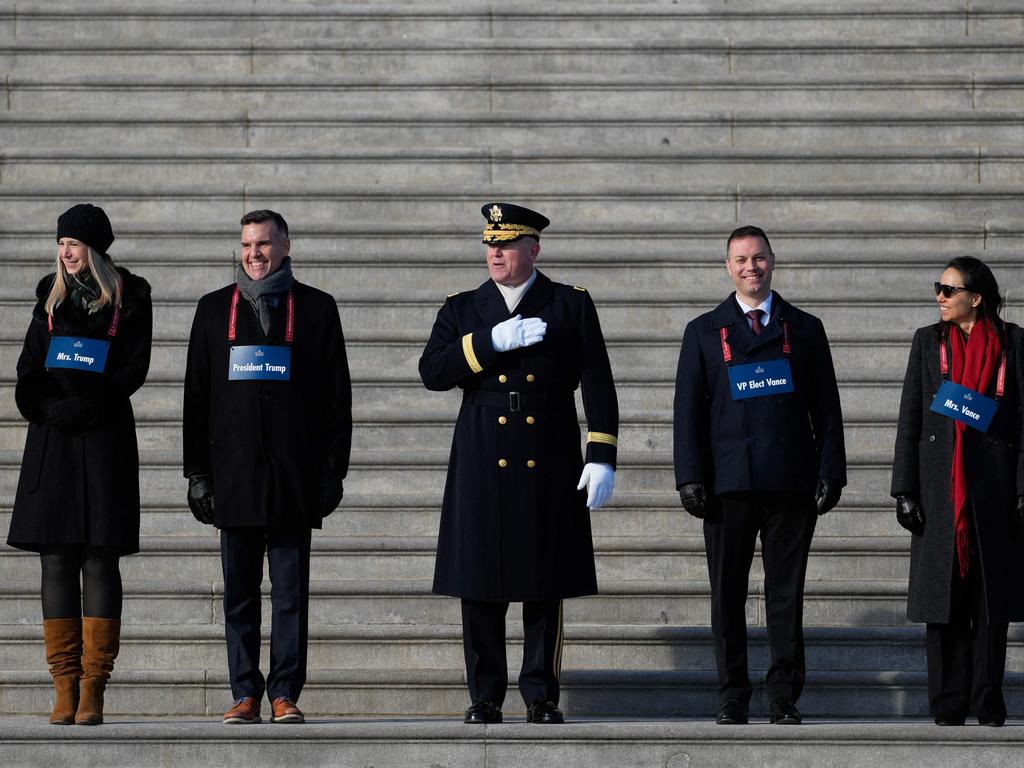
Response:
[45,336,110,373]
[929,380,998,432]
[229,345,291,381]
[728,359,795,401]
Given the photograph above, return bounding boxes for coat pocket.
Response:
[16,424,49,495]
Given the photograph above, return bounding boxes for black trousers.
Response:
[220,527,311,703]
[461,599,563,707]
[926,555,1008,722]
[704,491,817,706]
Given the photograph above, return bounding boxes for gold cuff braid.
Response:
[586,431,618,447]
[462,333,483,373]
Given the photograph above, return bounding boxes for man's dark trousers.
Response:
[221,527,312,702]
[704,491,817,706]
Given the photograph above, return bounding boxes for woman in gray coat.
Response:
[891,256,1024,727]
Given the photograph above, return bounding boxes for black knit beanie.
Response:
[56,204,115,256]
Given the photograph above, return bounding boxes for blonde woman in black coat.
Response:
[891,256,1024,727]
[6,204,152,725]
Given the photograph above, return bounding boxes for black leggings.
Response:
[39,546,122,619]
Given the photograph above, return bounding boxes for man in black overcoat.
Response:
[673,225,846,725]
[183,210,352,724]
[420,203,618,724]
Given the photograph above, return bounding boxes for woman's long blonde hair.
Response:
[44,245,122,316]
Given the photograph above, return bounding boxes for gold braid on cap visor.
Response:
[482,223,541,243]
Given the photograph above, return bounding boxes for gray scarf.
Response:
[235,257,295,335]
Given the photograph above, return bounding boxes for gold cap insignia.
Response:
[489,205,503,222]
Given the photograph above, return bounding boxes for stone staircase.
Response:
[1,0,1024,764]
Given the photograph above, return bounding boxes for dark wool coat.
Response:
[420,271,618,602]
[182,281,352,529]
[673,292,847,494]
[7,268,152,554]
[891,322,1024,624]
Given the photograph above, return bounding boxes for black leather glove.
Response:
[679,482,707,519]
[1011,496,1024,538]
[321,473,345,518]
[187,473,215,525]
[895,495,925,536]
[814,479,842,516]
[45,396,95,434]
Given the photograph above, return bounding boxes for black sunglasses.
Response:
[934,282,970,299]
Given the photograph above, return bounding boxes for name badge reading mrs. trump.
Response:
[229,345,291,381]
[45,337,110,373]
[728,359,795,401]
[929,381,998,432]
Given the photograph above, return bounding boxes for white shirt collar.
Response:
[735,291,773,321]
[494,269,538,313]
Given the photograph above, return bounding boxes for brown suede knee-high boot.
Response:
[43,618,83,725]
[76,617,120,725]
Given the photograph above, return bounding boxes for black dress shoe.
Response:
[526,700,565,724]
[934,713,966,726]
[464,700,502,724]
[769,697,802,725]
[716,698,748,725]
[978,715,1005,727]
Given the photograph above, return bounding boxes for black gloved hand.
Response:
[187,473,215,525]
[321,473,345,518]
[679,482,707,519]
[45,396,95,434]
[814,479,842,516]
[1011,496,1024,538]
[896,495,925,536]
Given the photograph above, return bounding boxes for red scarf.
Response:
[948,317,1001,579]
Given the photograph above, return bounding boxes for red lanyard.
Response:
[720,320,790,364]
[228,286,294,343]
[48,303,120,337]
[939,326,1007,398]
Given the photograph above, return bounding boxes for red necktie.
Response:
[746,310,763,335]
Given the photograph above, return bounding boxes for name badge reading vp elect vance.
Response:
[728,359,795,401]
[929,380,998,432]
[45,336,110,373]
[229,345,291,381]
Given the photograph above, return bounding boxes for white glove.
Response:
[491,314,547,352]
[576,462,615,509]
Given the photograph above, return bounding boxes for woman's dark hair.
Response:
[945,256,1003,340]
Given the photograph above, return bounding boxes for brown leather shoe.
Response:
[223,696,261,724]
[270,697,305,724]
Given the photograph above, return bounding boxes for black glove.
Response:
[679,482,707,519]
[321,473,345,518]
[814,479,842,516]
[187,473,215,525]
[45,396,95,434]
[1011,496,1024,538]
[895,495,925,536]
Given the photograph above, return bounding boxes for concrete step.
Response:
[0,534,916,583]
[2,109,1022,149]
[1,717,1023,768]
[7,75,1024,116]
[4,717,1024,768]
[0,578,913,628]
[5,2,1021,41]
[1,624,973,673]
[1,37,1023,79]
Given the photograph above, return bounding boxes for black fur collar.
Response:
[34,267,151,332]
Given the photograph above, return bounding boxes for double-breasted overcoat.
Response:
[419,271,618,602]
[8,269,152,554]
[891,322,1024,624]
[182,281,352,529]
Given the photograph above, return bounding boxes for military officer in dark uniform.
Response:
[673,225,846,725]
[420,203,618,725]
[183,210,352,725]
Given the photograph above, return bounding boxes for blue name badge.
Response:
[229,345,291,381]
[45,336,110,373]
[728,358,795,400]
[929,380,998,432]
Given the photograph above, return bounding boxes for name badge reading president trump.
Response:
[728,359,795,401]
[929,381,997,432]
[229,345,291,381]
